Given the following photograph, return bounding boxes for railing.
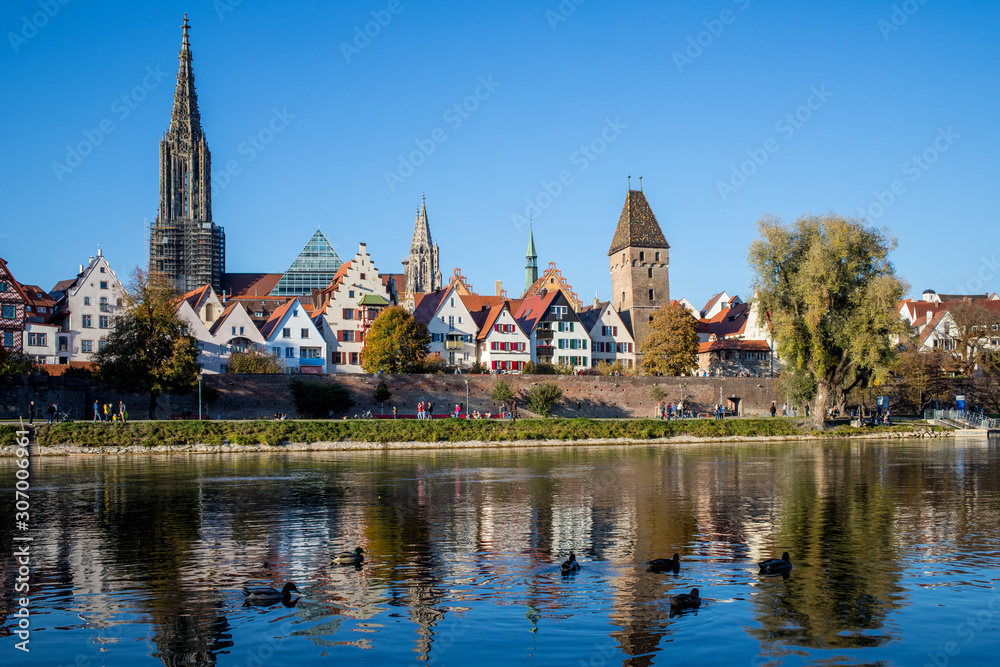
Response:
[444,341,463,350]
[925,408,1000,430]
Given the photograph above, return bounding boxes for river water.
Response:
[2,439,999,666]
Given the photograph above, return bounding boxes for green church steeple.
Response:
[524,225,538,294]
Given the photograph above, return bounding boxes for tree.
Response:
[892,331,947,414]
[491,379,515,404]
[226,347,284,374]
[748,213,907,426]
[290,379,354,418]
[360,306,430,373]
[94,268,200,419]
[527,382,563,416]
[945,301,1000,380]
[373,377,391,414]
[650,386,667,402]
[0,349,39,376]
[640,303,700,376]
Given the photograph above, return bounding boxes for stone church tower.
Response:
[609,187,670,362]
[401,195,442,296]
[149,15,225,293]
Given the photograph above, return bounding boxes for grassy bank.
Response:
[0,418,941,448]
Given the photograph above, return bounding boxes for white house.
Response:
[578,301,636,368]
[313,243,395,373]
[49,249,126,363]
[515,290,592,370]
[413,286,480,368]
[175,284,266,373]
[473,303,531,372]
[259,298,327,374]
[24,321,59,365]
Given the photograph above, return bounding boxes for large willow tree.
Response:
[748,213,907,426]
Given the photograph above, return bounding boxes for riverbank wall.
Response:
[1,374,784,421]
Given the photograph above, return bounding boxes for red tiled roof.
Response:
[514,291,559,335]
[699,302,750,339]
[413,287,450,324]
[221,273,283,298]
[259,299,296,339]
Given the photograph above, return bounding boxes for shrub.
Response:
[650,386,666,402]
[533,362,557,375]
[289,379,355,418]
[522,361,536,375]
[491,379,515,403]
[527,382,563,416]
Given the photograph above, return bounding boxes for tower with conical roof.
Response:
[524,225,538,294]
[608,185,669,360]
[149,14,225,293]
[401,194,442,296]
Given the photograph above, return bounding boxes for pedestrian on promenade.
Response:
[93,400,102,423]
[770,402,777,417]
[119,401,127,423]
[392,405,397,419]
[47,402,55,425]
[28,400,35,425]
[805,403,810,418]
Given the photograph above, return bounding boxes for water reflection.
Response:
[1,440,999,666]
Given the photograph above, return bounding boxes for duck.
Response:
[560,552,581,573]
[669,587,701,609]
[332,547,365,565]
[758,552,792,574]
[647,553,681,573]
[242,582,298,604]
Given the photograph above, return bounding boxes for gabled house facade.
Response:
[0,257,29,354]
[695,296,774,377]
[414,285,479,368]
[474,303,531,372]
[578,301,636,368]
[515,290,591,370]
[175,284,266,373]
[260,298,327,374]
[313,243,394,373]
[48,249,126,363]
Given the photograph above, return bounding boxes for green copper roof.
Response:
[608,190,669,255]
[271,229,344,297]
[357,293,389,306]
[526,225,537,258]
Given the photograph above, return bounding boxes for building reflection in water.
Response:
[2,440,998,665]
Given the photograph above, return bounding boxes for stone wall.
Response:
[2,374,784,420]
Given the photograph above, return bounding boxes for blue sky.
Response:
[2,0,998,307]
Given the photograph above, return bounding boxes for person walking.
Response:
[770,402,777,418]
[805,402,810,418]
[392,405,397,419]
[93,400,102,423]
[47,402,56,425]
[119,401,127,423]
[428,402,434,418]
[28,400,35,425]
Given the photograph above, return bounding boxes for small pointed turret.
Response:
[525,224,538,294]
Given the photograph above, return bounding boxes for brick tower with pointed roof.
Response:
[401,194,442,297]
[608,186,669,362]
[149,15,225,293]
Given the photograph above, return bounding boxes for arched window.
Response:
[655,252,660,262]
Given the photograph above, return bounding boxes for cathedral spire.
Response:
[401,195,442,295]
[169,13,203,144]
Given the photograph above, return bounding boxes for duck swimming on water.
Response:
[669,587,701,609]
[242,582,298,604]
[758,552,792,574]
[647,553,680,573]
[333,547,365,565]
[561,552,580,573]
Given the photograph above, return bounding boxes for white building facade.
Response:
[476,305,531,372]
[580,302,636,368]
[261,298,327,374]
[50,250,126,364]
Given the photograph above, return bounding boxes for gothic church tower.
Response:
[149,15,225,293]
[401,195,442,296]
[608,186,670,362]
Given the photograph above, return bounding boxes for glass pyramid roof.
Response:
[270,229,344,297]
